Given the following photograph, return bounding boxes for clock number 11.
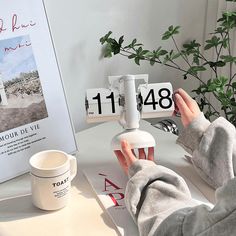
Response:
[92,92,116,114]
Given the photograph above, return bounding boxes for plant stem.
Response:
[171,36,192,67]
[197,49,218,78]
[198,50,208,63]
[216,32,227,62]
[231,72,236,80]
[169,59,181,69]
[226,31,233,91]
[224,108,229,120]
[205,95,220,115]
[214,46,219,78]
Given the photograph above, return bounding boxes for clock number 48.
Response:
[143,88,172,110]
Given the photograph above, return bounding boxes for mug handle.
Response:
[68,154,77,180]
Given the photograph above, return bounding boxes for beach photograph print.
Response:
[0,35,48,132]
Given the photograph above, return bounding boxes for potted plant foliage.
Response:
[100,0,236,126]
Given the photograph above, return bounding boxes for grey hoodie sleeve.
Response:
[125,160,199,236]
[126,160,236,236]
[155,177,236,236]
[125,115,236,235]
[176,113,236,188]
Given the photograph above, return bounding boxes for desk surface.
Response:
[0,120,215,236]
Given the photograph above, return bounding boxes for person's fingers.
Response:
[121,140,136,165]
[138,148,146,159]
[174,93,191,118]
[176,88,193,104]
[176,88,197,112]
[114,150,128,174]
[173,105,181,117]
[114,150,126,167]
[147,147,154,161]
[173,92,180,117]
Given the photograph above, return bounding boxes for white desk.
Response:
[0,120,215,236]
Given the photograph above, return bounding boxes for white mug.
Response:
[29,150,77,211]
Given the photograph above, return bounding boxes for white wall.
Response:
[43,0,218,131]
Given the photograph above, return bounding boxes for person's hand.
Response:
[174,88,201,128]
[114,140,154,175]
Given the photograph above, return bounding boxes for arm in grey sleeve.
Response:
[126,160,236,236]
[125,160,199,236]
[156,177,236,236]
[176,113,236,188]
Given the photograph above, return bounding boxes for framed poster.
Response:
[0,0,77,182]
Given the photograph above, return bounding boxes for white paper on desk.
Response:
[83,163,139,236]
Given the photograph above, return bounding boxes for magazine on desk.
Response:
[0,0,77,183]
[83,160,213,236]
[83,162,139,236]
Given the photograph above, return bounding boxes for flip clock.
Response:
[85,74,175,150]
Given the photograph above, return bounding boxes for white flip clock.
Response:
[85,74,174,150]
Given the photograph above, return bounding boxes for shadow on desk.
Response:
[0,194,51,222]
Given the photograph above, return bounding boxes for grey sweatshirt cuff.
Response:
[125,160,196,232]
[128,160,191,196]
[128,159,156,179]
[176,112,211,154]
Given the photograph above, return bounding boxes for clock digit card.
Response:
[139,82,175,118]
[86,88,121,123]
[0,0,77,182]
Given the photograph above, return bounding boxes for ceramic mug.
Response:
[29,150,77,211]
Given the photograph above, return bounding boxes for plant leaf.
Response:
[134,57,140,65]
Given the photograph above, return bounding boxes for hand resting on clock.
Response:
[174,88,201,127]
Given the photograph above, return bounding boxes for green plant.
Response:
[100,0,236,126]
